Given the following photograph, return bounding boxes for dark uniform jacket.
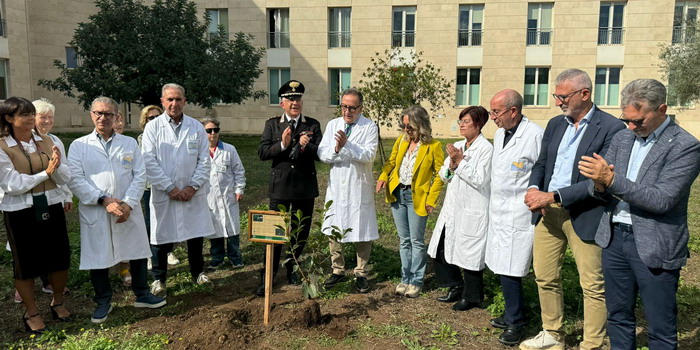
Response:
[258,115,322,200]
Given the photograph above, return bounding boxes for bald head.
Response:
[490,89,523,130]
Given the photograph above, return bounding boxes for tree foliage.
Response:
[38,0,266,109]
[358,49,453,128]
[659,24,700,107]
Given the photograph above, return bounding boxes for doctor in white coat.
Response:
[317,88,379,293]
[201,116,246,270]
[68,97,165,324]
[428,106,492,311]
[142,83,215,295]
[485,90,543,346]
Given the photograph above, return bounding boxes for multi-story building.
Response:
[1,0,698,138]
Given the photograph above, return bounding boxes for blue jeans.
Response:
[391,187,428,287]
[209,235,243,265]
[603,224,680,350]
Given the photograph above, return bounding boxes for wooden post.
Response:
[263,243,274,325]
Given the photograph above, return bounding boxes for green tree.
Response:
[38,0,266,109]
[659,23,700,107]
[358,49,453,128]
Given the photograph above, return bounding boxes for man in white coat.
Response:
[142,83,215,295]
[68,97,166,324]
[485,90,543,345]
[317,88,379,293]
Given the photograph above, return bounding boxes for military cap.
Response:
[278,80,305,98]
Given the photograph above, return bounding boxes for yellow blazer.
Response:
[378,137,444,216]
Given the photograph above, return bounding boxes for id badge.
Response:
[187,139,198,155]
[120,152,134,169]
[33,194,50,222]
[216,165,228,173]
[511,159,528,177]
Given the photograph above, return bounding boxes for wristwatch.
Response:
[192,185,200,191]
[553,192,561,204]
[97,195,106,205]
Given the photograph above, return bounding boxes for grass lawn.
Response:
[0,133,698,349]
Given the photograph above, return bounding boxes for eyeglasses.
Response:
[340,105,362,113]
[399,124,415,132]
[91,111,116,119]
[205,127,220,134]
[618,113,645,127]
[488,109,510,117]
[283,96,302,102]
[147,116,157,121]
[552,89,585,103]
[457,118,473,125]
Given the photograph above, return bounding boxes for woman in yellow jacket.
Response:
[376,105,444,298]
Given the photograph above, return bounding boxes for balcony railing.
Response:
[598,27,625,45]
[526,28,552,46]
[268,32,290,48]
[458,29,482,47]
[392,31,415,47]
[672,25,695,44]
[329,31,351,48]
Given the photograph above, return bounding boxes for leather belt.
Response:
[613,222,633,233]
[397,184,411,189]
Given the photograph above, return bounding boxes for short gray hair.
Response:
[502,90,523,113]
[341,88,363,105]
[33,98,56,115]
[91,96,118,113]
[200,116,220,127]
[621,79,667,111]
[555,68,593,91]
[162,83,186,97]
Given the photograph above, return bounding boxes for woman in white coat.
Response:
[67,97,165,324]
[427,106,492,311]
[201,117,246,270]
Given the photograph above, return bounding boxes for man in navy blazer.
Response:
[579,79,700,350]
[521,69,625,350]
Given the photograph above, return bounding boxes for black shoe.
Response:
[287,272,301,286]
[355,276,370,293]
[498,324,526,346]
[22,313,47,335]
[324,273,346,288]
[50,303,73,322]
[436,285,463,303]
[452,299,479,311]
[206,261,223,272]
[490,316,507,329]
[255,283,266,297]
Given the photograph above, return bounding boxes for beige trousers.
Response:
[533,205,606,350]
[329,238,372,277]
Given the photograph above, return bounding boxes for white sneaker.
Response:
[151,280,165,296]
[519,330,564,350]
[167,253,180,265]
[404,284,422,298]
[395,283,408,295]
[196,273,212,285]
[147,258,152,271]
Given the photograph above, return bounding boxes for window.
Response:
[329,69,351,105]
[207,9,229,39]
[594,67,621,106]
[598,3,625,45]
[0,60,7,100]
[524,67,549,106]
[458,5,483,46]
[392,6,416,47]
[65,47,80,68]
[673,2,698,44]
[527,3,552,46]
[456,68,481,106]
[269,68,290,104]
[268,8,290,48]
[329,8,351,48]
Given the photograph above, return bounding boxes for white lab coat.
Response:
[485,116,543,277]
[317,115,379,243]
[428,134,492,271]
[142,113,214,244]
[67,132,151,270]
[207,141,246,238]
[47,134,74,205]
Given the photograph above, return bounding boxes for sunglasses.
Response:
[205,127,220,134]
[147,116,157,121]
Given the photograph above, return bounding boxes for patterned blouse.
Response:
[399,142,420,186]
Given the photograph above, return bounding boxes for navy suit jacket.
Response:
[528,106,625,241]
[591,121,700,270]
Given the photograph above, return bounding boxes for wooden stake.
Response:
[263,243,274,325]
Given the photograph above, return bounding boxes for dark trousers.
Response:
[209,235,242,265]
[263,198,315,278]
[142,190,151,238]
[151,237,204,283]
[90,258,149,306]
[433,228,484,303]
[604,224,680,350]
[500,275,526,326]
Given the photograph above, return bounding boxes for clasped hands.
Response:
[446,143,464,171]
[281,127,311,149]
[102,197,132,223]
[168,186,197,202]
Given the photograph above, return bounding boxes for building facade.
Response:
[1,0,698,138]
